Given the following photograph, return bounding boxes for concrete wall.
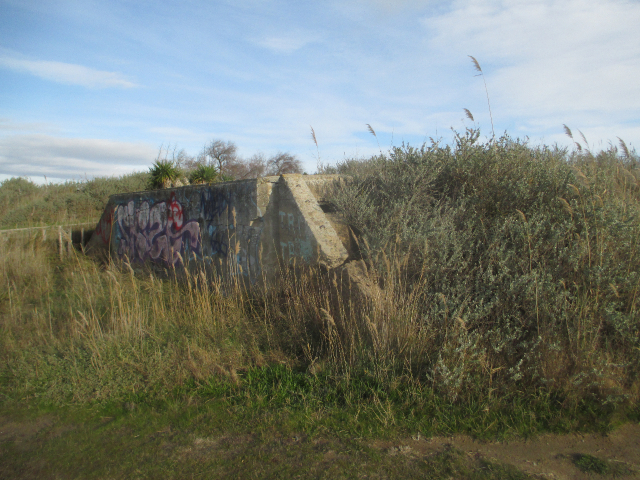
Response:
[86,174,351,286]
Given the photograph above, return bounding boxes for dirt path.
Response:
[2,411,639,479]
[373,423,640,479]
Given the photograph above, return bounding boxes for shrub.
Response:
[149,160,183,189]
[325,129,640,403]
[189,164,218,184]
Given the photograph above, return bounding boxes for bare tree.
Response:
[266,152,303,176]
[156,144,194,169]
[181,140,302,181]
[188,139,238,175]
[222,153,265,180]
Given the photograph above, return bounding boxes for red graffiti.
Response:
[94,209,113,244]
[167,192,184,231]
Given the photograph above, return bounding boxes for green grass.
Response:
[571,453,635,477]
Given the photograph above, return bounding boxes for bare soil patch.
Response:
[372,423,640,479]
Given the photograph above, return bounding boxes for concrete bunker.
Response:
[85,174,370,294]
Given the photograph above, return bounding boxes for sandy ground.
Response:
[373,423,640,479]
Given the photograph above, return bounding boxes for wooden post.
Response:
[58,226,63,259]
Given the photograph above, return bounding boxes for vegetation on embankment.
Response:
[1,129,639,448]
[0,172,149,229]
[321,129,640,410]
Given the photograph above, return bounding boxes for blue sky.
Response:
[1,0,639,183]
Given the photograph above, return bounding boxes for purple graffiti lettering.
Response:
[115,198,200,266]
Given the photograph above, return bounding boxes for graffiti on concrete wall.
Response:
[279,210,313,263]
[94,208,113,245]
[198,186,265,282]
[115,192,200,265]
[200,189,228,222]
[109,185,267,282]
[200,189,230,258]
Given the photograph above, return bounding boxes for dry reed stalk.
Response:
[366,124,383,155]
[310,125,320,171]
[468,55,495,139]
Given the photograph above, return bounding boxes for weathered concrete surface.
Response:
[86,174,352,287]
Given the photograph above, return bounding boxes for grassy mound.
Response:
[0,172,149,229]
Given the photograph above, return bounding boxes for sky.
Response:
[1,0,639,184]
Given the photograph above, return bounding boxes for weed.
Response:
[571,453,635,477]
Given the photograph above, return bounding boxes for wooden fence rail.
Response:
[0,222,97,259]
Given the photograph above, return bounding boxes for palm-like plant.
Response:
[189,164,218,184]
[149,160,181,189]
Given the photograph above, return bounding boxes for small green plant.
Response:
[573,454,610,474]
[149,159,182,189]
[570,453,634,476]
[189,164,218,184]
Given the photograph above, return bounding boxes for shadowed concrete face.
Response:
[86,174,351,287]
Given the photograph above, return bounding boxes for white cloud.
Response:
[147,126,201,140]
[254,31,319,54]
[413,0,640,150]
[0,118,60,134]
[0,53,137,88]
[0,134,155,180]
[422,0,640,116]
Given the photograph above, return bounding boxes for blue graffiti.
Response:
[207,224,229,257]
[200,189,228,221]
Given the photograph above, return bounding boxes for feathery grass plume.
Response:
[567,183,580,196]
[564,124,583,151]
[563,124,573,140]
[578,130,589,149]
[366,124,383,155]
[572,166,590,186]
[310,125,320,170]
[618,137,630,159]
[576,129,593,156]
[558,197,573,216]
[468,55,494,139]
[463,108,474,122]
